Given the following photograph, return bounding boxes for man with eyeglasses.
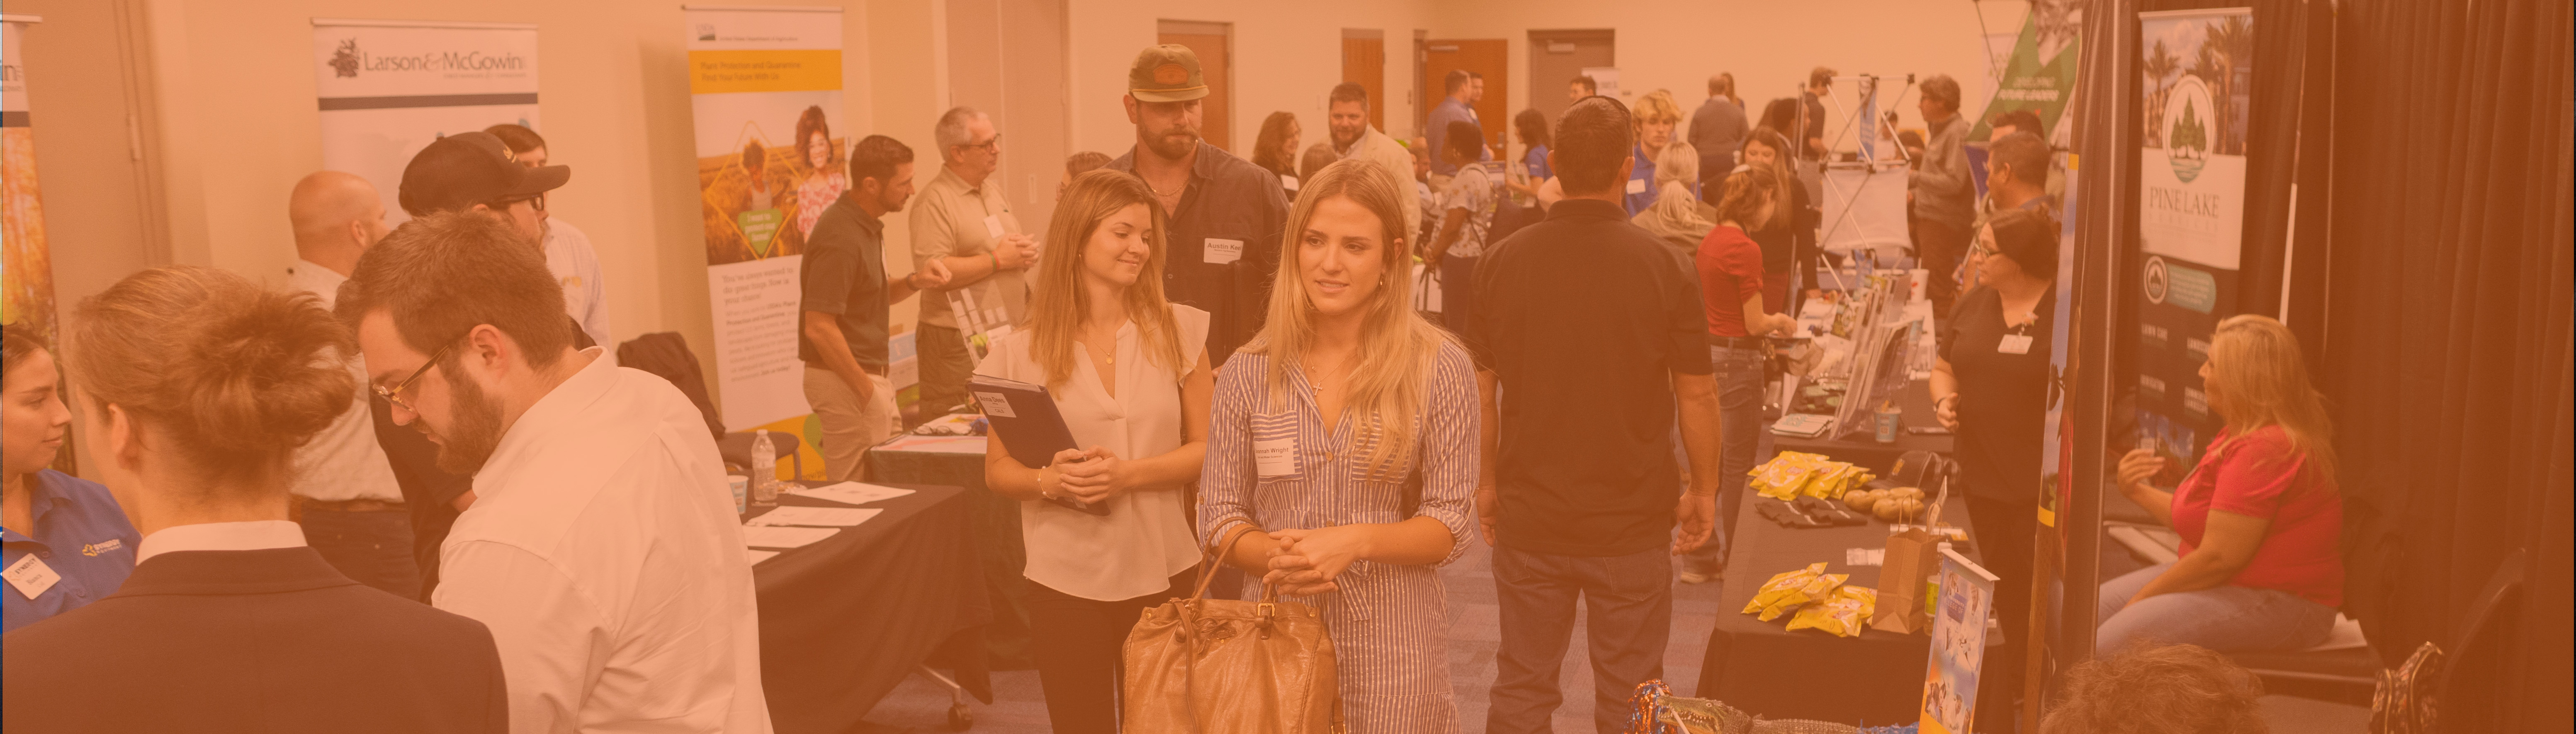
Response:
[909,106,1040,416]
[339,210,772,734]
[371,130,600,601]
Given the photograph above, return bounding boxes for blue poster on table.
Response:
[1920,547,2000,734]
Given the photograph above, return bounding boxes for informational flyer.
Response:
[1920,548,2000,734]
[686,5,844,442]
[312,18,541,228]
[2135,7,2253,473]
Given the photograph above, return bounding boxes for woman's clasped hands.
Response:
[1264,526,1371,597]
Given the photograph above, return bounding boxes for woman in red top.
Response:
[1678,166,1798,583]
[2100,315,2344,652]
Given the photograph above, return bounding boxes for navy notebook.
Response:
[968,374,1108,516]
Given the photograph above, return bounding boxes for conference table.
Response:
[1772,378,1954,474]
[1696,488,1987,726]
[750,481,991,734]
[863,431,1035,670]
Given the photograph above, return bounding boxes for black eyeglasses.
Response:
[958,135,1001,154]
[373,340,457,412]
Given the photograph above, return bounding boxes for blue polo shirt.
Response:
[3,470,140,632]
[1624,144,1660,215]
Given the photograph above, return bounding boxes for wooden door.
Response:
[1528,29,1615,124]
[1341,32,1385,131]
[1421,39,1508,151]
[1157,21,1231,151]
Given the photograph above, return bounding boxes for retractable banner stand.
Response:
[1971,0,2083,142]
[2135,8,2251,478]
[312,18,540,228]
[685,5,842,478]
[1,15,54,340]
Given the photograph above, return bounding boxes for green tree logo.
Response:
[2171,100,2209,157]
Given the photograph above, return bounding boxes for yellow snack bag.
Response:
[1805,463,1862,499]
[1748,453,1828,500]
[1786,585,1879,637]
[1760,572,1850,621]
[1741,562,1828,615]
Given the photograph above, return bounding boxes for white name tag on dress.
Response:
[1254,436,1298,478]
[4,554,61,600]
[983,215,1006,239]
[1282,175,1300,192]
[1626,177,1648,194]
[1204,238,1244,265]
[1998,334,2034,354]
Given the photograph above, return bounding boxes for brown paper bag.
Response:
[1871,527,1942,634]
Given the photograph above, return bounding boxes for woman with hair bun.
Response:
[0,322,139,633]
[1,266,508,733]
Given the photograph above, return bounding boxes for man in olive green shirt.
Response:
[911,106,1040,416]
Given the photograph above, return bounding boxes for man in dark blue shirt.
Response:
[1104,44,1289,365]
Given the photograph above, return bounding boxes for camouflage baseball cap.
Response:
[1128,44,1208,103]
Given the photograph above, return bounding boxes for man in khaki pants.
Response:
[800,134,951,480]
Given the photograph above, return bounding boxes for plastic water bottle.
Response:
[750,429,779,507]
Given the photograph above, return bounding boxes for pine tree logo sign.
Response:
[2160,75,2214,183]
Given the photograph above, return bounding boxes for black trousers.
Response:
[299,507,422,600]
[917,323,976,417]
[1914,218,1973,316]
[1023,567,1196,734]
[1966,495,2036,734]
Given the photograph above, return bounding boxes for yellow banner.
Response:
[687,49,841,95]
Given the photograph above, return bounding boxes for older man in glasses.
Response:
[908,105,1039,417]
[371,131,601,601]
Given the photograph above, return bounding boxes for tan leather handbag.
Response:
[1123,526,1345,734]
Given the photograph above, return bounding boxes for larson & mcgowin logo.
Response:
[328,37,529,78]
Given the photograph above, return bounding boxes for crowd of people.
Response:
[0,39,2347,734]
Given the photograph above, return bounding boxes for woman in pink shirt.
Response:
[2101,315,2344,652]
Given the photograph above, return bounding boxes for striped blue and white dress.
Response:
[1199,341,1480,734]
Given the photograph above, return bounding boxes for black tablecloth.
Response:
[1774,379,1954,474]
[864,436,1034,669]
[753,482,989,734]
[1697,491,1985,725]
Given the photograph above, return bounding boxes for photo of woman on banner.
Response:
[792,105,847,240]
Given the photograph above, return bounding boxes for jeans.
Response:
[2095,562,2338,654]
[1024,568,1193,734]
[1441,254,1479,335]
[1684,345,1769,571]
[1487,544,1674,734]
[298,507,421,600]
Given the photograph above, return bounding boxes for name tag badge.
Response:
[1998,334,2034,355]
[982,214,1006,239]
[1204,238,1244,265]
[1626,177,1648,194]
[1281,175,1300,192]
[1254,436,1298,478]
[4,554,62,600]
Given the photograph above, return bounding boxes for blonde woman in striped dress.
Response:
[1200,158,1479,733]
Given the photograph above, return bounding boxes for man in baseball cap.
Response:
[398,130,568,249]
[1103,44,1288,368]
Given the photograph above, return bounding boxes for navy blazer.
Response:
[2,546,507,733]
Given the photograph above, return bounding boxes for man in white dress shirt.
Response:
[337,210,770,734]
[283,170,420,599]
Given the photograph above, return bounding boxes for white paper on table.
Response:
[744,506,885,527]
[1845,547,1886,566]
[745,549,780,566]
[789,482,918,506]
[741,526,839,549]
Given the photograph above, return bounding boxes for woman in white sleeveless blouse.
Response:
[976,170,1215,734]
[1200,159,1480,733]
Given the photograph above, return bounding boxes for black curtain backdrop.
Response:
[2323,0,2574,732]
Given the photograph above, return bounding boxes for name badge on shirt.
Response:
[1282,175,1300,192]
[1254,436,1298,478]
[1204,238,1244,265]
[1626,177,1648,195]
[4,554,61,600]
[1998,334,2034,355]
[983,215,1007,239]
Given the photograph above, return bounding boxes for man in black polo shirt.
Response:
[1468,96,1726,734]
[1104,44,1290,365]
[800,134,951,482]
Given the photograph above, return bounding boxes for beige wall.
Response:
[1437,0,2027,164]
